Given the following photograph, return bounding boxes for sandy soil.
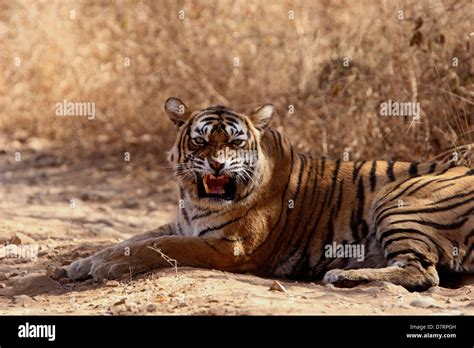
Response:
[0,150,473,315]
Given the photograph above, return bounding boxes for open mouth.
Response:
[197,174,237,200]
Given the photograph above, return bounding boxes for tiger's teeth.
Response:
[203,180,210,193]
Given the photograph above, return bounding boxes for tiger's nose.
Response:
[209,161,224,175]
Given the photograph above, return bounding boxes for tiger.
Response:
[67,97,474,291]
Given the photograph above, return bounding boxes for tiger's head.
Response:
[165,97,274,207]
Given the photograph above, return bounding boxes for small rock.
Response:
[13,295,32,306]
[10,233,35,245]
[146,303,157,312]
[410,297,441,308]
[123,198,139,209]
[0,283,6,288]
[0,272,9,281]
[269,280,287,293]
[105,280,120,287]
[113,298,126,306]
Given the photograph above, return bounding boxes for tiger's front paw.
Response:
[323,269,370,288]
[67,245,137,282]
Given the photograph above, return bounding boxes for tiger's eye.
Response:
[231,139,245,147]
[192,137,206,145]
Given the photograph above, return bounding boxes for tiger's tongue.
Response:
[203,175,229,194]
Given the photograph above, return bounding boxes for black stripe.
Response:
[378,228,445,256]
[409,162,419,176]
[275,131,284,158]
[404,172,473,196]
[464,229,474,245]
[327,159,341,203]
[385,249,434,268]
[386,160,396,182]
[269,129,280,155]
[430,189,474,205]
[320,157,326,178]
[388,217,469,230]
[350,177,366,240]
[430,182,455,193]
[460,206,474,218]
[177,127,189,163]
[369,160,377,191]
[377,196,474,225]
[191,210,214,221]
[352,160,366,183]
[199,116,220,123]
[176,221,183,235]
[335,179,344,218]
[428,162,437,173]
[385,177,425,204]
[202,239,223,253]
[198,216,243,237]
[375,177,423,210]
[382,235,433,250]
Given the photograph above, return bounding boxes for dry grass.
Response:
[0,0,472,165]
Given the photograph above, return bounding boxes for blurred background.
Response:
[0,0,472,167]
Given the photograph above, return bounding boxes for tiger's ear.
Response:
[165,97,191,127]
[249,104,274,130]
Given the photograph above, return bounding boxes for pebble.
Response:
[113,298,126,306]
[123,198,139,209]
[269,280,287,293]
[10,233,35,245]
[146,303,157,312]
[105,280,120,287]
[0,272,9,281]
[410,297,441,308]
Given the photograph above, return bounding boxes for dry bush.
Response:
[0,0,472,166]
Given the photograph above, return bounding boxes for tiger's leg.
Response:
[324,206,445,291]
[67,223,175,280]
[68,231,247,282]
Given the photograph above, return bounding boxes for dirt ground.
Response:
[0,150,473,315]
